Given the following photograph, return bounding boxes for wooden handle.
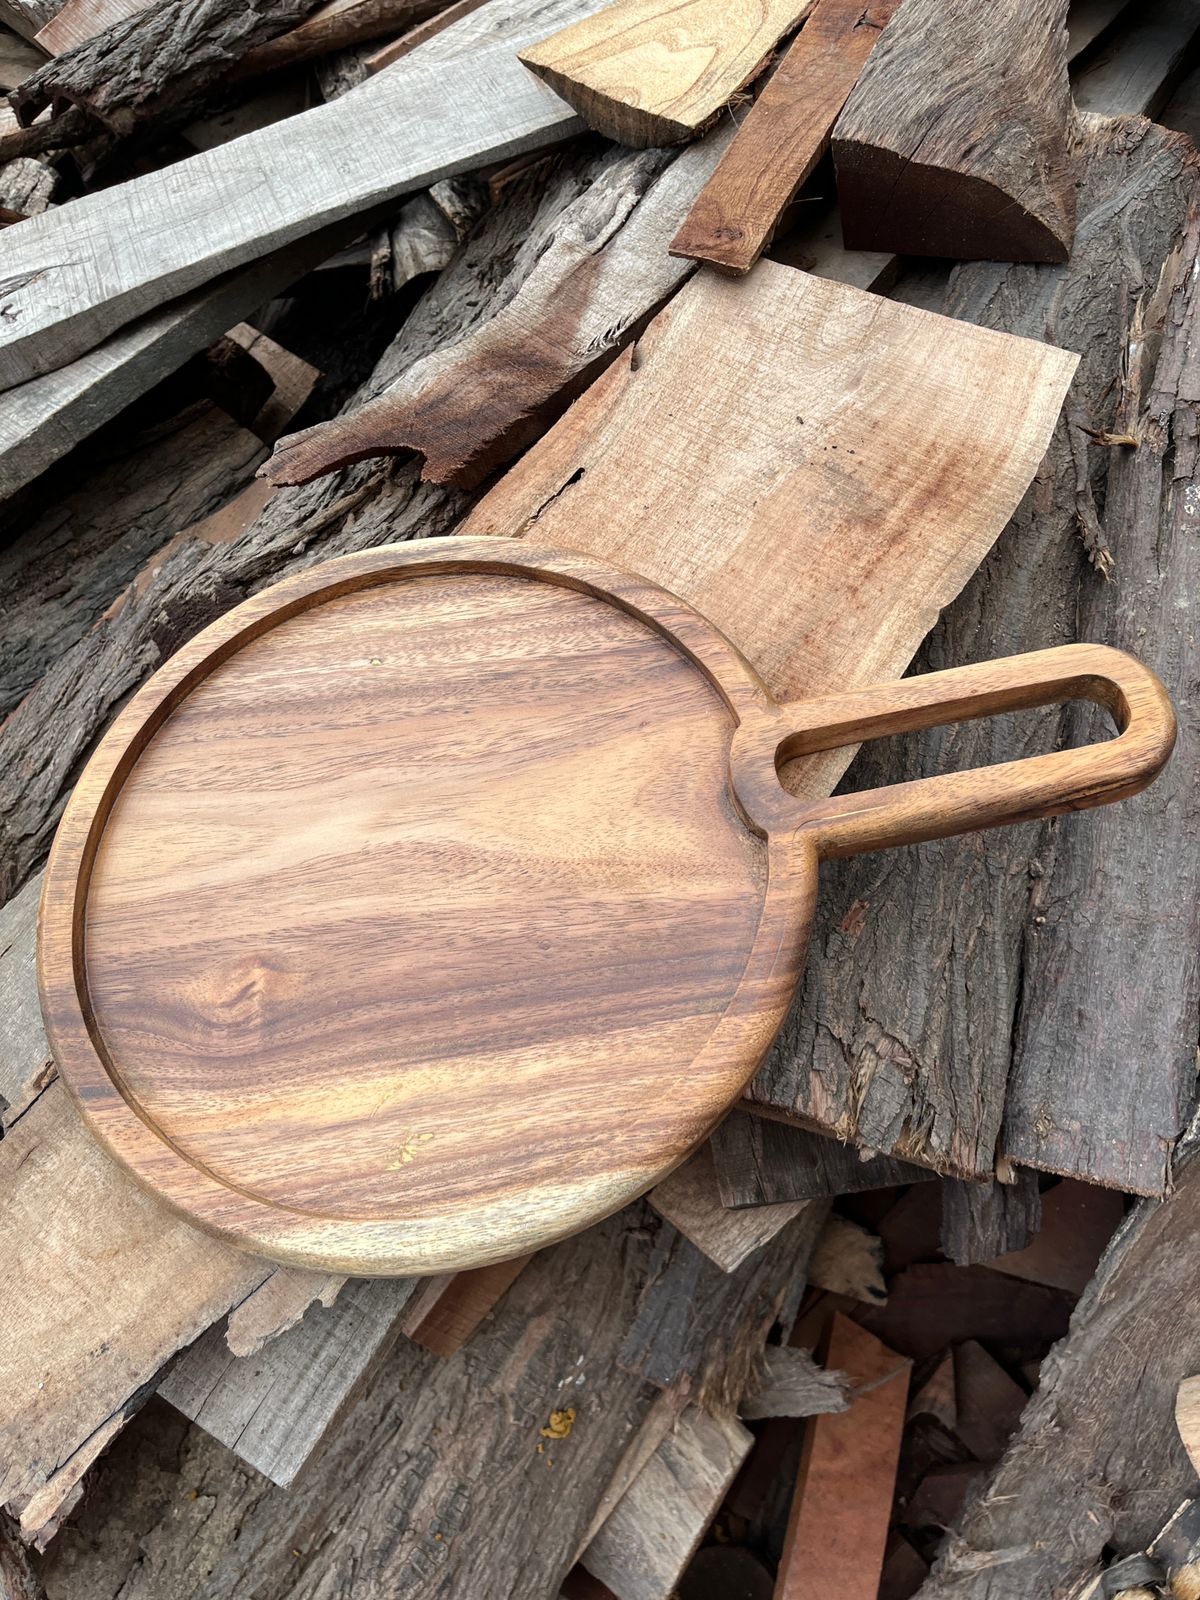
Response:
[733,644,1176,858]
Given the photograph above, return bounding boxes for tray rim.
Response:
[37,535,816,1276]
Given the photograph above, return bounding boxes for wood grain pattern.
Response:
[0,0,594,390]
[832,0,1076,262]
[775,1315,910,1600]
[263,134,735,488]
[39,535,1170,1275]
[669,0,899,273]
[231,0,447,78]
[34,0,149,54]
[647,1142,811,1271]
[400,1256,533,1353]
[518,0,813,146]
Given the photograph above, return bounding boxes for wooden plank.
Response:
[775,1315,909,1600]
[459,261,1076,798]
[952,1341,1027,1463]
[158,1277,418,1485]
[263,132,738,488]
[34,0,149,54]
[739,1345,849,1421]
[579,1407,753,1600]
[399,1257,533,1355]
[518,0,813,147]
[0,222,350,503]
[709,1110,934,1207]
[857,1263,1072,1362]
[669,0,899,274]
[0,1082,269,1540]
[832,0,1075,262]
[0,0,596,390]
[223,1268,345,1357]
[742,115,1196,1190]
[0,878,50,1130]
[648,1143,811,1272]
[1073,0,1200,116]
[364,0,484,67]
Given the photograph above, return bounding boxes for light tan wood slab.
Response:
[518,0,814,146]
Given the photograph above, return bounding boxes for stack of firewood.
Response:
[1,1,1199,1597]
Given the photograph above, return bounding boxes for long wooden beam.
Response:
[0,0,596,391]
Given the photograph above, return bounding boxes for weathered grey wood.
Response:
[0,156,55,217]
[710,1110,935,1208]
[1065,0,1129,59]
[0,0,593,390]
[0,877,49,1131]
[35,1208,807,1599]
[743,114,1198,1192]
[917,1116,1200,1597]
[579,1406,752,1600]
[264,130,738,488]
[738,1345,849,1421]
[1073,0,1200,117]
[13,0,322,134]
[998,141,1200,1189]
[370,177,488,297]
[939,1170,1042,1266]
[618,1208,827,1407]
[0,222,354,503]
[0,24,45,87]
[832,0,1076,262]
[159,1277,417,1485]
[647,1142,810,1271]
[0,402,265,716]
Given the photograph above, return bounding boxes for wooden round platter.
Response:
[38,537,1175,1275]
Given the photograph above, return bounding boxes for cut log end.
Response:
[833,142,1075,263]
[516,56,697,147]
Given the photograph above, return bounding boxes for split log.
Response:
[37,1209,817,1599]
[579,1407,752,1600]
[618,1210,826,1407]
[938,1170,1041,1266]
[231,0,448,78]
[743,115,1198,1193]
[13,0,325,135]
[710,1110,934,1208]
[647,1143,810,1272]
[0,0,594,389]
[738,1345,849,1421]
[158,1277,418,1485]
[263,135,734,488]
[669,0,898,274]
[0,402,265,717]
[775,1315,910,1600]
[518,0,813,147]
[916,1120,1200,1598]
[831,0,1075,262]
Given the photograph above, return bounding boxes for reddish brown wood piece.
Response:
[669,0,900,274]
[775,1313,910,1599]
[400,1256,533,1356]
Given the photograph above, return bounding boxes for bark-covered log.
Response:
[744,114,1199,1194]
[916,1120,1200,1598]
[13,0,323,135]
[35,1207,816,1600]
[939,1171,1041,1267]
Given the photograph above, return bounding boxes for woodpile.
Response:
[1,1,1199,1597]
